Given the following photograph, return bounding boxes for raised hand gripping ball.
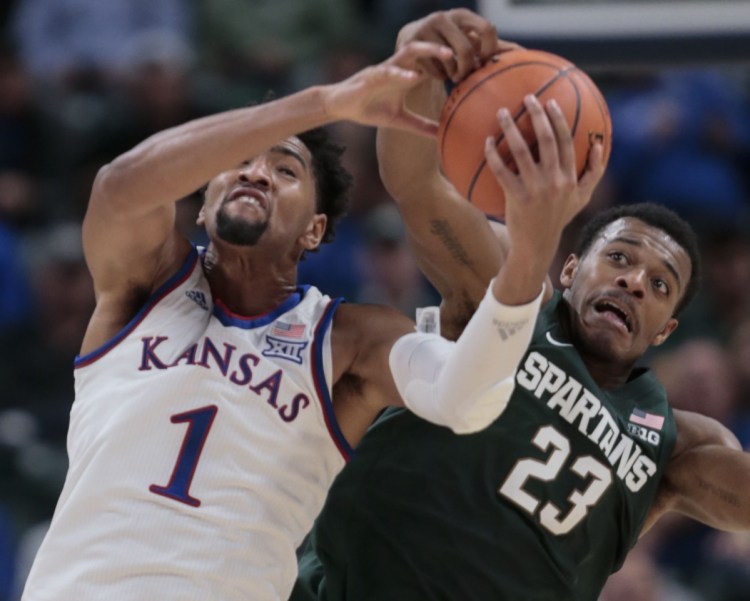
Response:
[438,49,612,219]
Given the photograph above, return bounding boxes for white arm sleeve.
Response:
[389,283,543,434]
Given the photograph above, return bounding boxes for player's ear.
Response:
[196,184,209,226]
[300,214,327,251]
[651,318,678,347]
[559,254,579,289]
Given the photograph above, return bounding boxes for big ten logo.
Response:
[627,423,661,447]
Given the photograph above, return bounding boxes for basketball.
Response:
[438,49,612,219]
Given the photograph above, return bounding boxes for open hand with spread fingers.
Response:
[323,41,455,137]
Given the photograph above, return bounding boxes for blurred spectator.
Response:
[0,47,52,176]
[0,221,31,331]
[23,223,94,363]
[118,32,201,134]
[0,223,93,538]
[730,319,750,405]
[0,504,15,601]
[651,339,739,427]
[692,528,750,601]
[0,47,57,231]
[195,0,359,103]
[599,541,704,601]
[653,338,748,601]
[0,171,37,227]
[356,203,438,316]
[10,520,47,601]
[298,216,364,301]
[698,228,750,339]
[63,32,207,219]
[322,41,393,216]
[607,69,750,230]
[727,319,750,452]
[9,0,192,86]
[355,0,479,58]
[659,226,750,351]
[7,2,196,225]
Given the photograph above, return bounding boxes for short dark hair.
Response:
[297,127,352,249]
[575,202,701,315]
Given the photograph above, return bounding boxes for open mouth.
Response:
[593,299,633,333]
[227,187,268,211]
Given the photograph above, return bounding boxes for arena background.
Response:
[1,1,749,599]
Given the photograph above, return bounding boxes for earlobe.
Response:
[651,318,679,347]
[197,205,206,226]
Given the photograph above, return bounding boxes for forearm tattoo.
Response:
[697,476,740,508]
[429,219,473,267]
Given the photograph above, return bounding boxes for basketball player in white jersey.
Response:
[20,32,568,600]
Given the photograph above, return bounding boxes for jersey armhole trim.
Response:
[74,247,199,369]
[311,298,354,461]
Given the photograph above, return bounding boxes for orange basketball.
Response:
[438,49,612,219]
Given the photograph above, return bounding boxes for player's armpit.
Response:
[329,304,415,447]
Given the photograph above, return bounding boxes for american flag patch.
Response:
[629,408,664,431]
[270,321,306,339]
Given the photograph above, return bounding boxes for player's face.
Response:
[199,137,325,251]
[561,217,692,365]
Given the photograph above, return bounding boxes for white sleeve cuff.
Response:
[390,282,543,434]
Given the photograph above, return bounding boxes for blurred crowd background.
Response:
[0,0,749,600]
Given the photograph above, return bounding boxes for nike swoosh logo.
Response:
[546,331,573,347]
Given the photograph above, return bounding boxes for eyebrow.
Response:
[609,236,682,290]
[269,145,308,172]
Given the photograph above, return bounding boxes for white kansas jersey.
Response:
[23,247,352,601]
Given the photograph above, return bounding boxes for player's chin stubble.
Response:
[215,203,268,246]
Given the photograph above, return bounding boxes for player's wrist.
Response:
[492,271,545,307]
[317,83,350,123]
[496,245,555,304]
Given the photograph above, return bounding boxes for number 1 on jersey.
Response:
[150,405,218,507]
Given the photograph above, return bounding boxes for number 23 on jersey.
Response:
[499,425,613,535]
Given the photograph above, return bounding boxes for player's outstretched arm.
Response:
[377,10,509,339]
[82,41,454,303]
[388,96,603,434]
[644,409,750,533]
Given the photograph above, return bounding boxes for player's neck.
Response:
[580,355,633,391]
[203,244,300,316]
[557,301,635,390]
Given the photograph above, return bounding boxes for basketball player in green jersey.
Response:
[293,9,750,601]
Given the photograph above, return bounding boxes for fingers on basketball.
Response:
[438,49,612,219]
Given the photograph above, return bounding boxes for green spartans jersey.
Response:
[293,291,677,601]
